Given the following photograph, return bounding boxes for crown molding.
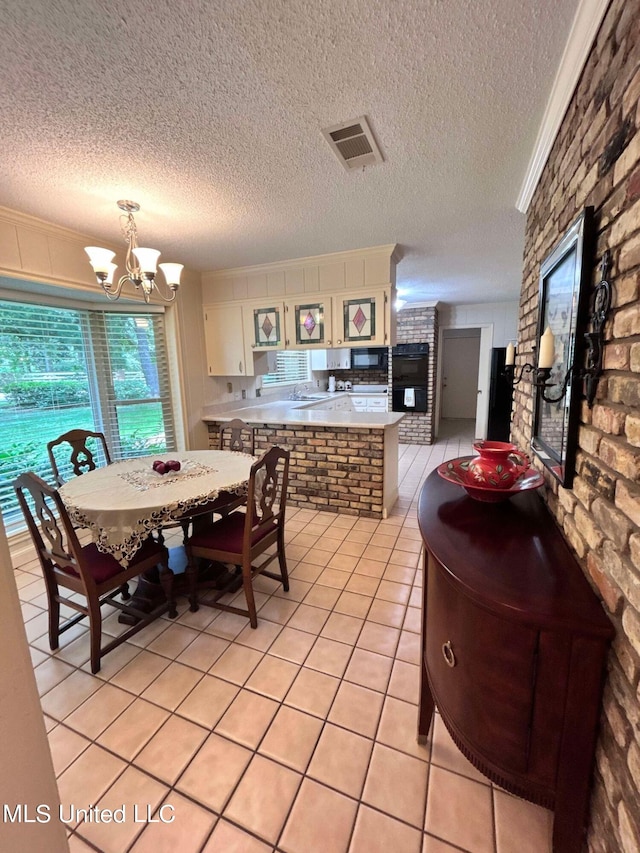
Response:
[516,0,609,214]
[204,244,399,280]
[0,204,115,247]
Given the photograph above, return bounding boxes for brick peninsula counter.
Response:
[202,398,404,518]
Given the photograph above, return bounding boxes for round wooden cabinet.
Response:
[417,471,613,853]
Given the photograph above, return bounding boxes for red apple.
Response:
[166,460,181,472]
[154,461,167,475]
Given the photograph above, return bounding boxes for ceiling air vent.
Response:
[322,116,384,172]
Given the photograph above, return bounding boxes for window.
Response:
[0,299,176,529]
[261,350,310,387]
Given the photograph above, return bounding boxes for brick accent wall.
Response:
[395,306,438,444]
[329,366,388,386]
[207,422,386,518]
[510,2,640,849]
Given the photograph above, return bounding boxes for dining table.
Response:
[59,449,256,567]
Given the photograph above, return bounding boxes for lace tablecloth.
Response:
[59,450,255,565]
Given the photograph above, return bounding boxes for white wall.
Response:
[439,301,518,347]
[0,521,69,853]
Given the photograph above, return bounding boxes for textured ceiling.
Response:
[0,0,580,304]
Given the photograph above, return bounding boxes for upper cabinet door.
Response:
[284,298,333,349]
[333,289,390,347]
[245,302,285,350]
[204,304,248,376]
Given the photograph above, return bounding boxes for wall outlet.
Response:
[256,388,261,397]
[242,390,246,399]
[227,382,233,393]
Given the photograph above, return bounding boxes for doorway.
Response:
[438,325,493,439]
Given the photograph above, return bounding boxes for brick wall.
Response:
[395,306,438,444]
[328,366,388,386]
[510,1,640,849]
[207,422,386,518]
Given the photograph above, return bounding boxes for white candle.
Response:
[538,327,555,369]
[505,342,515,366]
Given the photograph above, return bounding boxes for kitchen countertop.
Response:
[202,395,403,429]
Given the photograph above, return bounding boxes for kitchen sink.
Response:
[299,393,331,401]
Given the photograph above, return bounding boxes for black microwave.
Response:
[350,347,389,370]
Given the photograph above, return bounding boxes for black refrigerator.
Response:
[487,347,513,442]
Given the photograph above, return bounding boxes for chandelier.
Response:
[85,201,183,303]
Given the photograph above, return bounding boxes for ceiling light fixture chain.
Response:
[85,200,183,304]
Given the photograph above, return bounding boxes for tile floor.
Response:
[12,420,554,853]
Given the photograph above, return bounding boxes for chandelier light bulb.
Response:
[103,263,118,285]
[132,247,161,276]
[84,246,116,275]
[159,263,184,289]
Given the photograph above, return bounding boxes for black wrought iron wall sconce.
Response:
[504,250,612,408]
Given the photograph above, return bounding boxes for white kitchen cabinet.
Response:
[204,304,273,376]
[349,395,388,412]
[310,348,351,370]
[350,396,368,412]
[334,397,352,411]
[204,304,247,376]
[244,301,286,351]
[284,297,333,349]
[332,288,392,348]
[366,397,388,412]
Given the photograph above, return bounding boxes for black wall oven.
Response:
[392,342,429,413]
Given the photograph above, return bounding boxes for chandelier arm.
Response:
[149,280,178,303]
[101,274,131,301]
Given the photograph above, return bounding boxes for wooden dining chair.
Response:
[184,446,290,627]
[46,427,134,599]
[219,418,256,455]
[47,428,112,487]
[195,418,257,523]
[13,472,177,674]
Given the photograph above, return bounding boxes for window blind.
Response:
[0,299,176,530]
[261,350,310,387]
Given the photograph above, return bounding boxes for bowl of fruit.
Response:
[152,459,181,476]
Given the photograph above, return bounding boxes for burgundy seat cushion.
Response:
[58,536,164,585]
[187,511,277,554]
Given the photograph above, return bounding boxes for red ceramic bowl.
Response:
[437,456,544,502]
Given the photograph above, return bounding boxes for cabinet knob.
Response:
[337,339,342,344]
[442,641,456,668]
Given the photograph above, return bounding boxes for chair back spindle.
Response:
[47,429,112,486]
[219,419,255,456]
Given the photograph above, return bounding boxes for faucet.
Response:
[289,383,309,400]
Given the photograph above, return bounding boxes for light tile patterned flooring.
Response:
[13,420,554,853]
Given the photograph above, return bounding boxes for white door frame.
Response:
[435,323,494,439]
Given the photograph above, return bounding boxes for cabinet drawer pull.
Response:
[442,641,456,668]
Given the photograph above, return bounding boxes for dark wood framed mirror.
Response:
[531,207,594,488]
